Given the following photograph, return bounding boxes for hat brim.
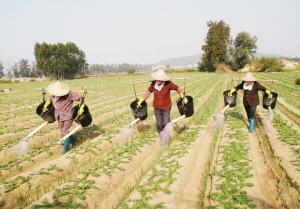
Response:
[46,81,71,96]
[150,71,170,81]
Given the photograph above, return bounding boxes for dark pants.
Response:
[154,108,171,132]
[244,105,256,119]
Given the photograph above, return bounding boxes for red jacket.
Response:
[148,81,179,109]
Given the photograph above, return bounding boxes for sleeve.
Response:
[69,91,83,101]
[235,82,244,91]
[169,81,179,91]
[148,84,154,93]
[256,82,267,92]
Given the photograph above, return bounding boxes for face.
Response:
[245,81,254,85]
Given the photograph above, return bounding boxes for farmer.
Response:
[228,72,272,133]
[45,81,83,153]
[137,67,188,142]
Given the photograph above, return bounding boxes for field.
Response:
[0,71,299,209]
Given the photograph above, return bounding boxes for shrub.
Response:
[127,68,136,74]
[258,57,283,72]
[296,79,300,85]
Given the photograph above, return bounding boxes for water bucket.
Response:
[263,92,278,109]
[72,104,93,127]
[176,95,194,117]
[130,99,148,120]
[36,101,56,123]
[223,90,237,107]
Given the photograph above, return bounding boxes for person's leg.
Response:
[63,138,70,153]
[244,105,251,120]
[154,109,164,132]
[248,106,257,133]
[62,120,74,153]
[161,108,171,129]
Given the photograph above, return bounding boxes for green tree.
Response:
[34,42,87,79]
[0,62,4,78]
[18,59,31,77]
[231,32,257,70]
[200,20,230,72]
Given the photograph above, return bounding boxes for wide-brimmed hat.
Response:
[46,81,71,96]
[150,66,170,81]
[241,72,257,82]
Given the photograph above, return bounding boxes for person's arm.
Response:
[170,82,188,104]
[228,82,243,96]
[137,85,153,107]
[256,82,272,98]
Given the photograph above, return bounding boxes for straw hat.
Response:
[46,81,71,96]
[241,72,257,82]
[150,66,170,81]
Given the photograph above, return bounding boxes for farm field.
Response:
[0,71,299,209]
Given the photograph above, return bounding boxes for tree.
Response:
[0,62,4,78]
[18,59,31,77]
[30,61,42,78]
[200,20,230,72]
[34,42,87,79]
[11,63,19,78]
[231,32,257,70]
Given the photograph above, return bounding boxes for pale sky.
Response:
[0,0,299,67]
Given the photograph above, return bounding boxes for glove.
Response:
[78,104,85,116]
[42,99,51,112]
[228,88,236,96]
[180,93,188,104]
[265,90,272,98]
[137,98,144,108]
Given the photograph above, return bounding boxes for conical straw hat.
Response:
[150,67,170,81]
[241,72,257,82]
[46,81,71,96]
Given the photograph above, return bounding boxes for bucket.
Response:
[223,90,237,107]
[176,95,194,117]
[72,104,93,127]
[36,101,56,123]
[130,99,148,120]
[263,92,278,109]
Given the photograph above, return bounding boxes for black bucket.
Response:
[130,99,148,120]
[36,101,56,123]
[263,92,278,109]
[72,104,93,127]
[176,95,194,117]
[223,90,237,107]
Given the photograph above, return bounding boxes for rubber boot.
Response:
[63,138,70,154]
[249,118,255,133]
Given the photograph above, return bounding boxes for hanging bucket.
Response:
[263,92,278,109]
[176,95,194,117]
[72,104,93,127]
[223,90,237,107]
[130,99,148,120]
[36,101,56,123]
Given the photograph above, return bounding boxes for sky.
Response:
[0,0,299,68]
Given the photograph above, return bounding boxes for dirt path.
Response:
[152,114,220,209]
[247,126,285,208]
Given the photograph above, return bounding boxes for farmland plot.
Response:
[0,71,299,209]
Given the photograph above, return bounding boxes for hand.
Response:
[228,88,236,97]
[265,90,272,98]
[137,98,144,108]
[42,99,51,112]
[183,97,188,104]
[78,104,85,116]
